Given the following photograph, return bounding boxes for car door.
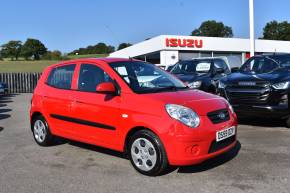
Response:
[70,63,121,148]
[42,64,78,137]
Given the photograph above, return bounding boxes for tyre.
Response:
[32,115,55,146]
[128,130,168,176]
[285,117,290,128]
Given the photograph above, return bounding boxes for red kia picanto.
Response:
[30,58,238,176]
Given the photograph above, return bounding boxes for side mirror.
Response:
[96,82,116,94]
[215,68,225,74]
[231,67,240,73]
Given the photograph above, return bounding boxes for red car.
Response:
[30,58,238,176]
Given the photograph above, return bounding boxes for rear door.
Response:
[42,64,77,137]
[70,63,121,148]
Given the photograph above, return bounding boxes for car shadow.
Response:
[0,94,16,104]
[176,141,241,174]
[56,138,240,175]
[68,140,126,159]
[0,94,14,123]
[238,116,285,127]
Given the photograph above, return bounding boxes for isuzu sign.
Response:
[165,38,203,48]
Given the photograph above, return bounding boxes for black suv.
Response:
[170,58,235,93]
[219,54,290,127]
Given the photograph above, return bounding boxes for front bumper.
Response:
[164,112,238,166]
[218,88,290,118]
[233,104,290,118]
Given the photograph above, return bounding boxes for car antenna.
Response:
[103,24,132,59]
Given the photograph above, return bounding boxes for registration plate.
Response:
[216,126,235,142]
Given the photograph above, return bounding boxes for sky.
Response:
[1,0,290,53]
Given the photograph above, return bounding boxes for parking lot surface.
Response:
[0,94,290,193]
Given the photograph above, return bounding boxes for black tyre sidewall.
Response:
[32,115,54,146]
[128,130,167,176]
[286,117,290,128]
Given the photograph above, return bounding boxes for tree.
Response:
[0,40,22,60]
[21,38,47,60]
[117,43,132,50]
[42,50,63,60]
[191,20,233,38]
[262,20,290,41]
[69,42,115,55]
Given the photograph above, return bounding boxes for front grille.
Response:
[225,81,271,105]
[207,109,230,124]
[208,135,236,153]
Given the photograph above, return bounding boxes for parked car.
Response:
[0,82,8,95]
[30,58,237,176]
[218,53,290,127]
[170,56,242,93]
[156,64,175,71]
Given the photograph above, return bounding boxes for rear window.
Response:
[46,64,76,89]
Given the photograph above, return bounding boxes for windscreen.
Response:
[170,60,212,74]
[109,61,187,94]
[240,55,290,74]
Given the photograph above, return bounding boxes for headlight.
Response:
[0,84,3,88]
[218,81,226,89]
[272,82,290,90]
[165,104,200,128]
[188,81,202,89]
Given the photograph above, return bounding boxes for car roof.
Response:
[259,53,290,57]
[49,57,139,68]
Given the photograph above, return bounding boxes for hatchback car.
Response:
[30,58,238,176]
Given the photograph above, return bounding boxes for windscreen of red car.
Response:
[109,61,188,93]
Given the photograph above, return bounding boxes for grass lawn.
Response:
[0,60,59,72]
[0,54,109,72]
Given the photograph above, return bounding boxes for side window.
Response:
[214,59,230,74]
[47,64,76,89]
[78,64,113,92]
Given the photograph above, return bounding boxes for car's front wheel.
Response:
[32,115,55,146]
[128,130,168,176]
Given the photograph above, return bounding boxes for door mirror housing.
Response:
[231,67,240,73]
[215,67,225,74]
[96,82,116,94]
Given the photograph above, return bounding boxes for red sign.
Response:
[165,38,203,48]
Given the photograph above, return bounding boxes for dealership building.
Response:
[109,35,290,67]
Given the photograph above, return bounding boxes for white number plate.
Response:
[216,126,235,142]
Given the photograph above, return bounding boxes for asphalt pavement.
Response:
[0,94,289,193]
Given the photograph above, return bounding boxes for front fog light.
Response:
[165,104,200,128]
[279,94,288,105]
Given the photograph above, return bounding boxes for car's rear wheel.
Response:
[32,115,55,146]
[128,130,168,176]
